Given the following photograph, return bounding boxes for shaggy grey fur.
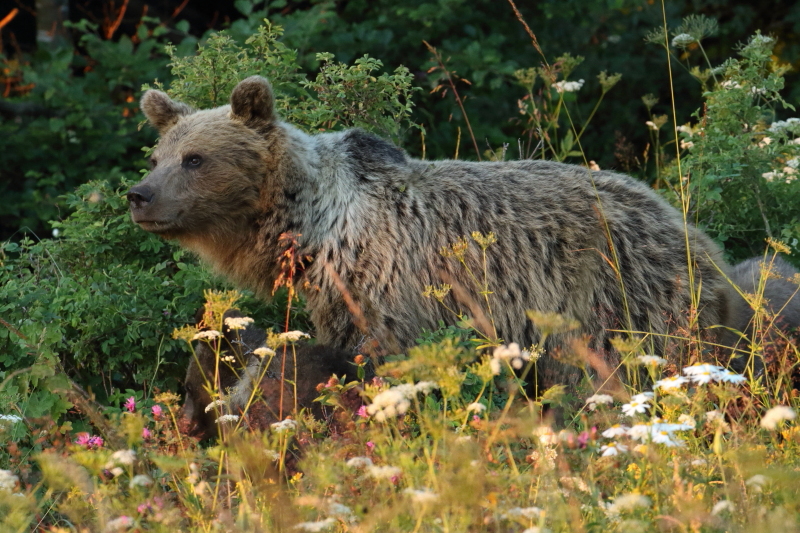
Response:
[722,256,800,364]
[132,76,735,390]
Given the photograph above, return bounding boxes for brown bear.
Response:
[130,75,734,390]
[722,256,800,372]
[183,308,355,440]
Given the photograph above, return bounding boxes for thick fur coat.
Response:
[131,76,735,389]
[722,256,800,363]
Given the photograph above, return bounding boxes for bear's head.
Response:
[129,76,278,243]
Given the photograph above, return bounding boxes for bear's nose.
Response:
[127,185,155,208]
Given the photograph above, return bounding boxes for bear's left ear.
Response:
[140,90,194,135]
[230,76,275,129]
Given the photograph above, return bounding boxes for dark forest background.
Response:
[2,0,799,241]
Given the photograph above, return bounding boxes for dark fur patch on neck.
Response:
[343,129,407,180]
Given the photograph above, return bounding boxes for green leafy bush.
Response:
[0,20,185,239]
[151,22,418,141]
[650,27,800,260]
[0,178,297,421]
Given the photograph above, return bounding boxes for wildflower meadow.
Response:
[2,3,800,533]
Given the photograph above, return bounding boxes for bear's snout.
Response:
[127,185,155,209]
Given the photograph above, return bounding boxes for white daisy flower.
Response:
[600,442,628,457]
[601,425,630,438]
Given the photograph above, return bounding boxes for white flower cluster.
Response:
[327,502,355,522]
[403,488,439,503]
[762,169,798,184]
[760,405,796,430]
[762,157,799,184]
[653,364,746,390]
[746,474,770,489]
[215,414,240,424]
[345,456,373,468]
[254,346,276,358]
[0,469,19,492]
[0,414,22,423]
[596,362,747,455]
[584,393,613,411]
[600,418,694,455]
[265,449,281,461]
[204,399,227,413]
[224,316,254,330]
[490,343,532,375]
[366,465,401,479]
[294,518,336,532]
[277,331,311,343]
[466,402,486,414]
[749,34,774,46]
[129,474,153,488]
[627,420,693,447]
[605,493,651,516]
[671,33,696,48]
[712,500,735,515]
[637,355,667,366]
[105,516,135,532]
[768,117,800,134]
[681,364,747,385]
[271,418,298,433]
[106,449,136,467]
[552,79,585,93]
[192,330,221,341]
[502,506,544,520]
[366,381,438,421]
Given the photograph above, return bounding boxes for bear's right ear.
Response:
[140,90,194,135]
[230,76,275,129]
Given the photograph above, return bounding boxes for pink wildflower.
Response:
[577,431,591,448]
[151,405,163,418]
[75,432,104,449]
[124,397,136,413]
[142,427,152,439]
[366,441,375,450]
[356,405,368,418]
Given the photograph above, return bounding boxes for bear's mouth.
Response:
[135,219,176,234]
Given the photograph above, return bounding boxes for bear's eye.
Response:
[149,157,157,169]
[184,155,203,169]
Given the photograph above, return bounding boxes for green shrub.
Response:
[0,19,186,239]
[649,25,800,261]
[0,178,298,421]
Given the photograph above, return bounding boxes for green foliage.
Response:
[152,22,304,109]
[0,19,177,239]
[513,53,622,161]
[0,178,299,421]
[661,32,800,259]
[152,21,418,141]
